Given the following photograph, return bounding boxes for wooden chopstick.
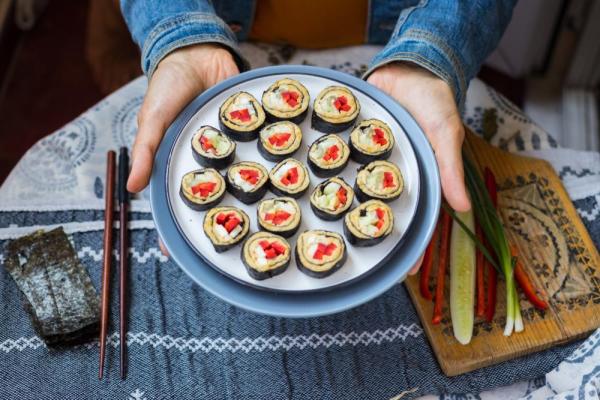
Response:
[118,147,130,380]
[99,150,116,380]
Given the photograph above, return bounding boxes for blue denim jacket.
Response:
[120,0,515,106]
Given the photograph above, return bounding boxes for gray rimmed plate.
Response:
[150,66,440,316]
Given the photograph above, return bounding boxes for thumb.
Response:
[431,121,471,212]
[127,69,205,193]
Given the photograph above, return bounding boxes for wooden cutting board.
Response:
[405,129,600,376]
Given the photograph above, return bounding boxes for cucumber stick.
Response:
[450,210,476,345]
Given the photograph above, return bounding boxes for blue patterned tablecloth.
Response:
[1,44,599,400]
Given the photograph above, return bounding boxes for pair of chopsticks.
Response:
[99,148,130,380]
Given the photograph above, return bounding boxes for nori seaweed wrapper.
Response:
[3,228,100,346]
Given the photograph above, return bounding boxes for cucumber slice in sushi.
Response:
[343,200,394,247]
[309,177,354,221]
[311,86,360,133]
[257,197,302,238]
[257,121,303,162]
[268,158,310,198]
[348,119,395,164]
[191,125,236,169]
[219,91,266,141]
[354,160,403,203]
[203,206,250,253]
[225,161,269,204]
[307,134,350,177]
[241,232,291,280]
[261,78,310,124]
[295,230,347,278]
[179,168,226,211]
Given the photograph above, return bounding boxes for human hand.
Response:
[127,44,239,257]
[367,62,471,274]
[127,44,239,193]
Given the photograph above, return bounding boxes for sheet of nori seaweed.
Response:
[3,228,100,346]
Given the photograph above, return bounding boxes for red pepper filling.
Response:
[335,187,347,208]
[281,91,299,107]
[258,240,287,259]
[264,210,292,225]
[333,95,351,112]
[215,212,241,233]
[268,132,292,147]
[322,144,339,161]
[280,166,299,185]
[239,168,260,185]
[200,135,216,153]
[375,207,386,230]
[372,128,388,146]
[191,181,216,197]
[383,171,395,188]
[229,108,251,122]
[312,242,337,260]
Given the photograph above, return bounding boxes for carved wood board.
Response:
[404,130,600,376]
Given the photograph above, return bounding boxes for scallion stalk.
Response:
[446,156,523,336]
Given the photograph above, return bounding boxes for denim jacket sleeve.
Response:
[120,0,250,77]
[365,0,516,107]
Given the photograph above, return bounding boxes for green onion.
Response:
[446,155,523,336]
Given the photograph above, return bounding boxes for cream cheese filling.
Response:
[345,200,393,239]
[350,119,394,154]
[203,207,250,245]
[270,159,309,192]
[181,169,225,203]
[314,86,360,123]
[259,122,303,153]
[220,92,265,131]
[308,135,349,168]
[258,198,301,230]
[296,230,345,272]
[243,232,290,272]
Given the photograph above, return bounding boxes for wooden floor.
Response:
[0,1,103,184]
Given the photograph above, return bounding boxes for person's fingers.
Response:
[127,66,205,193]
[158,237,170,258]
[409,254,425,275]
[430,121,471,212]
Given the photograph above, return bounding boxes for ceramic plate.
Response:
[164,69,419,292]
[150,66,441,316]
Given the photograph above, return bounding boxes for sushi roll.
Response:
[219,91,266,141]
[311,86,360,133]
[307,134,350,177]
[295,230,347,278]
[241,232,291,280]
[268,158,310,198]
[203,206,250,253]
[261,78,310,124]
[257,197,302,238]
[179,168,226,211]
[257,121,303,162]
[348,119,395,164]
[343,200,394,247]
[354,160,404,203]
[309,177,354,221]
[225,161,269,204]
[191,125,236,169]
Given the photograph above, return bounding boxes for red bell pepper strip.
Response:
[476,224,486,317]
[432,208,452,325]
[511,245,549,310]
[419,220,439,300]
